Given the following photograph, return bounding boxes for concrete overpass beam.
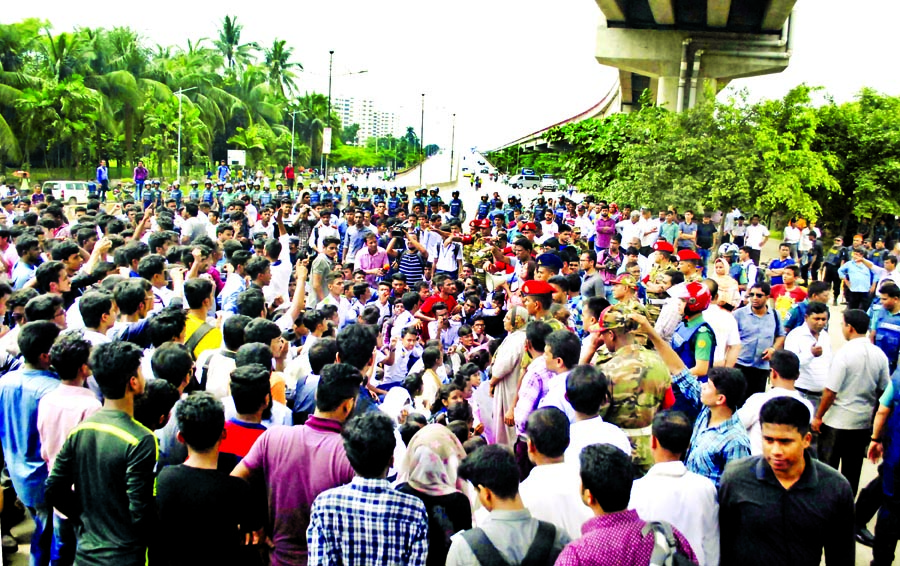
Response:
[657,76,679,111]
[648,0,675,26]
[761,0,797,31]
[596,25,684,78]
[595,0,626,22]
[707,0,731,27]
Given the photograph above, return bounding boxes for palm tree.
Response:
[214,16,258,75]
[263,39,302,98]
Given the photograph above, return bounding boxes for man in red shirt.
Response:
[770,265,808,320]
[417,273,460,340]
[283,163,295,190]
[218,364,270,472]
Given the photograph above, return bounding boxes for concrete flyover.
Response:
[492,1,796,153]
[598,0,797,112]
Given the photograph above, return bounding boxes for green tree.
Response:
[263,39,302,98]
[213,16,257,75]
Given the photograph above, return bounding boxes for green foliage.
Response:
[530,85,900,224]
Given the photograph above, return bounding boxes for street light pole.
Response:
[449,113,456,182]
[321,50,334,176]
[419,93,425,187]
[176,86,197,181]
[290,109,300,166]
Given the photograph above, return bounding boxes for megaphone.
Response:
[486,272,509,293]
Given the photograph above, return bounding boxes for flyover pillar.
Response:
[656,76,680,111]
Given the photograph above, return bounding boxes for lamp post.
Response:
[419,93,425,187]
[449,113,456,181]
[289,109,300,166]
[176,86,197,181]
[321,50,335,176]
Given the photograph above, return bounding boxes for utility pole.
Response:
[175,86,197,181]
[419,93,425,187]
[449,113,456,182]
[290,109,300,166]
[321,50,334,176]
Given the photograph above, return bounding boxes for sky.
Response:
[5,0,900,151]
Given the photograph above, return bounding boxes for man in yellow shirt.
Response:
[184,278,222,359]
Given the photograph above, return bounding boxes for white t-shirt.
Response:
[701,305,741,364]
[744,224,770,250]
[436,240,463,272]
[737,387,814,455]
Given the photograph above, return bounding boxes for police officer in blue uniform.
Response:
[449,190,464,220]
[476,194,490,220]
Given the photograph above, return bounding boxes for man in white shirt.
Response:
[639,207,660,256]
[537,330,581,422]
[562,365,632,467]
[744,215,770,265]
[78,290,116,346]
[519,407,592,540]
[629,411,719,566]
[539,209,559,239]
[311,214,339,253]
[813,308,890,495]
[783,301,832,416]
[737,350,814,456]
[616,211,644,248]
[382,326,422,387]
[574,204,596,242]
[701,279,741,367]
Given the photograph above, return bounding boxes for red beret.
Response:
[521,222,538,232]
[653,241,674,253]
[677,249,701,261]
[521,280,555,295]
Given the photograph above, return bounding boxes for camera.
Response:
[391,228,406,240]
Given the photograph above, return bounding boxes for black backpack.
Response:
[461,520,559,566]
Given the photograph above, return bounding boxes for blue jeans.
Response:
[133,180,144,202]
[697,247,710,277]
[26,505,52,566]
[51,514,75,566]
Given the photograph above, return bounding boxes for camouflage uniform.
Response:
[464,236,492,285]
[683,270,703,284]
[597,305,672,474]
[645,261,674,325]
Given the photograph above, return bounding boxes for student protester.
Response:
[537,329,582,422]
[231,363,359,566]
[45,341,157,566]
[217,364,271,472]
[447,445,570,566]
[562,365,632,467]
[0,321,62,563]
[519,408,593,540]
[555,444,696,565]
[37,330,99,565]
[307,411,429,566]
[737,350,814,456]
[628,410,719,566]
[156,392,260,566]
[396,424,472,566]
[719,397,855,566]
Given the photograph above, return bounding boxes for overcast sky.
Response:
[6,0,899,151]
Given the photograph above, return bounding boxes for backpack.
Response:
[642,521,698,566]
[461,520,559,566]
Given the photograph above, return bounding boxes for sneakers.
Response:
[855,526,875,547]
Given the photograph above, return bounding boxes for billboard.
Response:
[227,150,246,166]
[322,127,332,155]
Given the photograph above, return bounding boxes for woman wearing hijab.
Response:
[711,257,740,309]
[396,425,472,566]
[488,305,529,446]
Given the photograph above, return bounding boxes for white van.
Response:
[509,174,541,189]
[43,181,93,204]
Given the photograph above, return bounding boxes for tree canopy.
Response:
[0,18,425,178]
[489,85,900,229]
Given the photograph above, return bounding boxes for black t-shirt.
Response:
[396,483,473,566]
[156,465,260,566]
[697,223,717,249]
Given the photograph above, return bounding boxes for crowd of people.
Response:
[0,172,899,566]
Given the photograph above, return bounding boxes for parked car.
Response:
[43,181,93,204]
[509,174,541,190]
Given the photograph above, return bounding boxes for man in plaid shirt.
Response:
[307,411,428,566]
[639,313,752,488]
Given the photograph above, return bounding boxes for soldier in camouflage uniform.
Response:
[676,249,704,283]
[645,241,677,325]
[522,280,566,332]
[463,218,494,286]
[595,303,672,474]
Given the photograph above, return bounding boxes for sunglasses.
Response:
[748,293,767,298]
